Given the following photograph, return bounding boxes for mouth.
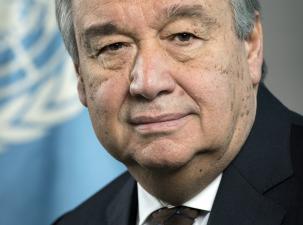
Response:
[129,113,192,134]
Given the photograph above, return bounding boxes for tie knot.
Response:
[148,206,201,225]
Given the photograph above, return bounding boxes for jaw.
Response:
[127,150,222,205]
[126,96,257,205]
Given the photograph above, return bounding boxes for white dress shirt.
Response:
[137,174,222,225]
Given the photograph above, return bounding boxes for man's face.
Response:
[73,0,262,202]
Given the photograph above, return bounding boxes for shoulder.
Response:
[289,109,303,150]
[52,172,132,225]
[289,110,303,171]
[290,110,303,126]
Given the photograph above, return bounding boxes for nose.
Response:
[129,45,176,100]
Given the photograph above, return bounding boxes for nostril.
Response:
[129,53,176,100]
[129,70,177,100]
[158,90,172,97]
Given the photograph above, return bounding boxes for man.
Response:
[53,0,303,224]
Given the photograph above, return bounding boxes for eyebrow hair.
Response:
[81,4,218,52]
[81,22,133,54]
[82,22,117,50]
[164,4,218,28]
[83,22,118,40]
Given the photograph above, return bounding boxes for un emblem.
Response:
[0,0,82,152]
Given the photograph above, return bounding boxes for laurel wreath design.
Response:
[0,1,82,152]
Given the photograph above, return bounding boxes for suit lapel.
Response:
[209,85,293,225]
[106,174,138,225]
[208,165,286,225]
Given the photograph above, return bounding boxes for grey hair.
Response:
[55,0,78,64]
[230,0,261,40]
[55,0,266,77]
[230,0,267,77]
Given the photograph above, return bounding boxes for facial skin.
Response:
[72,0,263,204]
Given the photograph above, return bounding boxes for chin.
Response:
[131,140,196,172]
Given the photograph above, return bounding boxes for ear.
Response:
[74,64,88,107]
[245,12,263,86]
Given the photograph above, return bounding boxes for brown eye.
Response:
[174,33,194,42]
[100,42,126,54]
[169,32,198,43]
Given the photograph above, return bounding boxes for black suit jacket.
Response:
[53,84,303,225]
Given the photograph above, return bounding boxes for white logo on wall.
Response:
[0,0,82,152]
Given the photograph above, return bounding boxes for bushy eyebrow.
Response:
[83,22,131,41]
[82,22,125,53]
[163,4,218,28]
[81,4,218,52]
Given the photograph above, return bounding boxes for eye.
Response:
[170,32,197,43]
[99,42,127,55]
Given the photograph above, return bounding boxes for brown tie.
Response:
[148,206,201,225]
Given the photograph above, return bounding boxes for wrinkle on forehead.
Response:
[75,0,221,33]
[73,0,233,56]
[73,0,217,22]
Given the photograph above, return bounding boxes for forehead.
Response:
[72,0,232,30]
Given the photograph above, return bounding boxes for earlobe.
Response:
[245,12,263,86]
[74,64,88,107]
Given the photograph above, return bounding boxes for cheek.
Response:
[84,72,130,145]
[176,54,245,139]
[180,62,236,109]
[183,42,246,109]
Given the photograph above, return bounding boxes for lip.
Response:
[129,113,191,134]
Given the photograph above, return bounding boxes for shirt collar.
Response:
[137,173,222,225]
